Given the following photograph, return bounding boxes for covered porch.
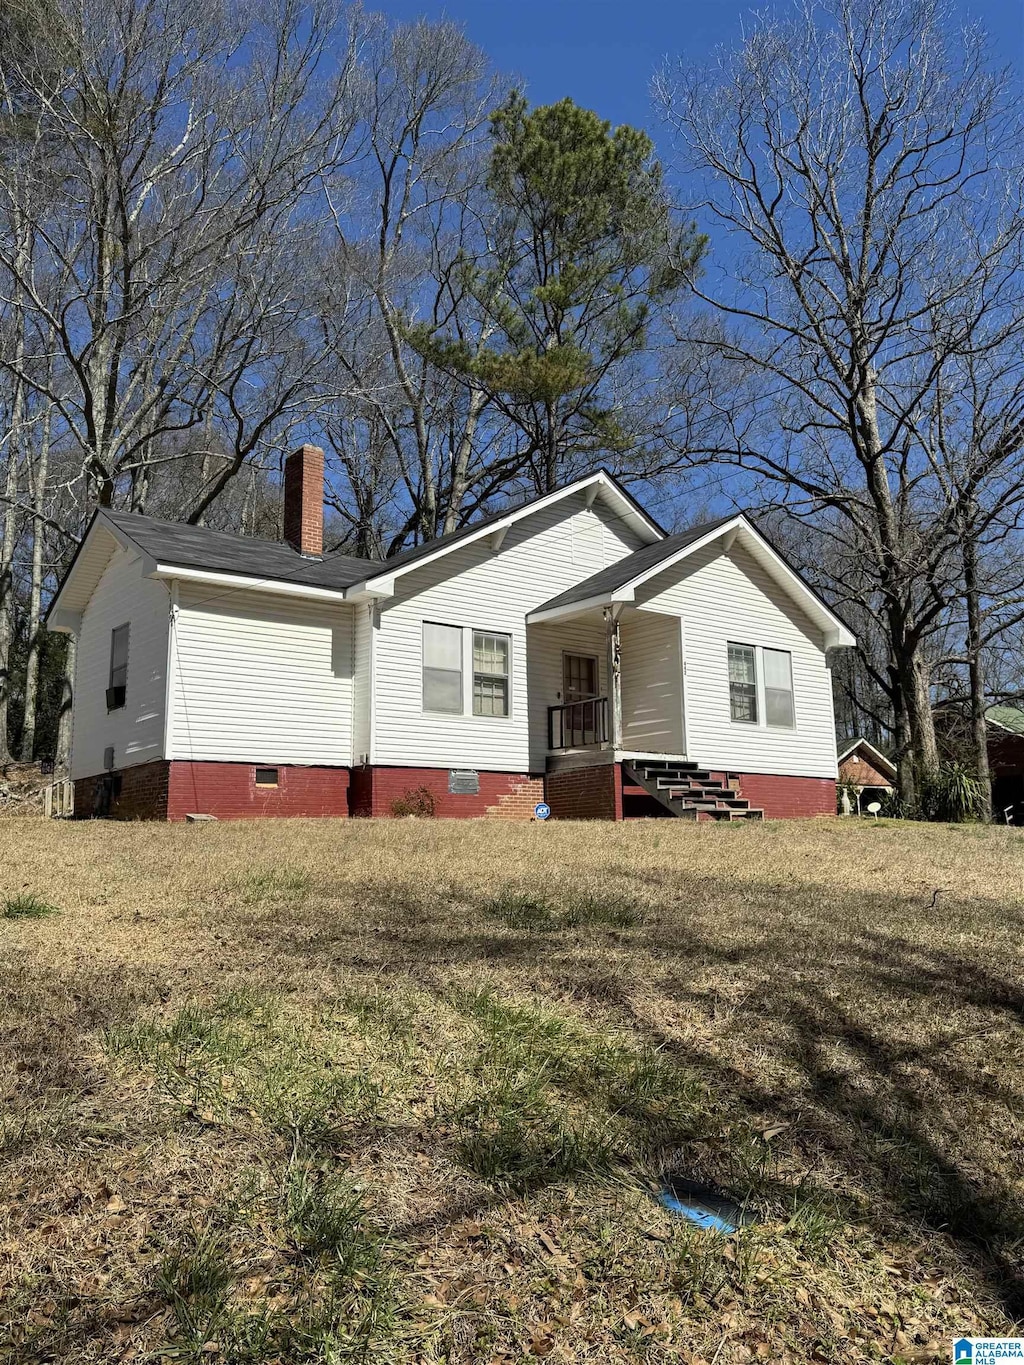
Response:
[527,602,687,765]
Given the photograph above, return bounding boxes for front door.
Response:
[562,653,600,746]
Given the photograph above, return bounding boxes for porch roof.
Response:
[527,513,856,649]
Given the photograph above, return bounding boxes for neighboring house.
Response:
[988,705,1024,824]
[836,737,897,814]
[46,447,854,822]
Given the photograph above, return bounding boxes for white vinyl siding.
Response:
[70,547,169,780]
[352,603,374,764]
[637,539,838,779]
[372,492,645,772]
[620,610,684,753]
[169,585,354,765]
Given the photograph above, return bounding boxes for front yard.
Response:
[1,816,1023,1363]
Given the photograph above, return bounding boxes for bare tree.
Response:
[0,0,363,517]
[656,0,1024,808]
[317,15,511,555]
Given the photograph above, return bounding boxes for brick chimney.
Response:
[283,443,324,557]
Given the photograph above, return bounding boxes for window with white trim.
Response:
[727,643,758,723]
[473,632,510,716]
[423,622,463,713]
[727,643,796,728]
[107,623,129,710]
[763,648,795,728]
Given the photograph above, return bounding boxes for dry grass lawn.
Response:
[2,815,1023,1364]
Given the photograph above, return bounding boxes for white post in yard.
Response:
[604,605,623,751]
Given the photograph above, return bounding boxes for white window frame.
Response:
[107,622,130,711]
[421,622,514,720]
[763,647,796,729]
[727,642,797,731]
[472,630,512,718]
[422,621,465,715]
[727,642,758,725]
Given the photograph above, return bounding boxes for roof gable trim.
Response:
[346,470,663,600]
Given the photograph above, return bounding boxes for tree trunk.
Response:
[55,634,76,777]
[963,528,992,820]
[19,402,51,761]
[0,437,16,765]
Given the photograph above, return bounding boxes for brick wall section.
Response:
[351,765,543,819]
[545,763,622,820]
[74,759,170,820]
[166,761,349,821]
[282,444,324,556]
[486,775,546,819]
[713,771,836,819]
[838,755,892,788]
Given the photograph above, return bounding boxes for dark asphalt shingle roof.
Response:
[101,509,373,593]
[531,515,737,614]
[365,473,664,579]
[93,470,665,596]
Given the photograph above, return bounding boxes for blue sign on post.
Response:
[534,802,551,821]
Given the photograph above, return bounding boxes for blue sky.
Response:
[377,0,1024,138]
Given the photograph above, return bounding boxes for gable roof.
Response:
[527,512,855,648]
[345,469,664,599]
[102,509,373,591]
[47,468,664,625]
[987,705,1024,735]
[836,737,897,781]
[528,515,735,616]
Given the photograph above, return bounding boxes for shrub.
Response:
[920,762,986,823]
[389,785,436,818]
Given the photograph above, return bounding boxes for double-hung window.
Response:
[763,648,795,727]
[727,642,796,728]
[422,623,464,714]
[473,632,510,717]
[727,643,758,723]
[422,623,512,717]
[107,624,129,711]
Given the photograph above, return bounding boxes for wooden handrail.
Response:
[547,696,609,750]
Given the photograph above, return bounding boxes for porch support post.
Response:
[604,605,623,750]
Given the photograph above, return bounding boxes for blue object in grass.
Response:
[655,1178,755,1234]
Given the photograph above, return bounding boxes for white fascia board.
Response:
[734,529,856,648]
[623,516,855,650]
[346,577,395,603]
[47,607,83,635]
[149,563,350,605]
[349,471,662,598]
[526,515,856,647]
[526,589,631,625]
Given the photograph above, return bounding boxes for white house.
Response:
[46,446,854,821]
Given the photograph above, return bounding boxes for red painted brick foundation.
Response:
[73,759,835,823]
[545,763,623,821]
[166,761,349,821]
[74,759,170,820]
[719,771,836,819]
[350,766,544,819]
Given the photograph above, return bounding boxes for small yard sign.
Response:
[534,802,551,820]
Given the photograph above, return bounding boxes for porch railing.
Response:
[548,696,610,751]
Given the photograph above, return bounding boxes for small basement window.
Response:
[254,766,279,787]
